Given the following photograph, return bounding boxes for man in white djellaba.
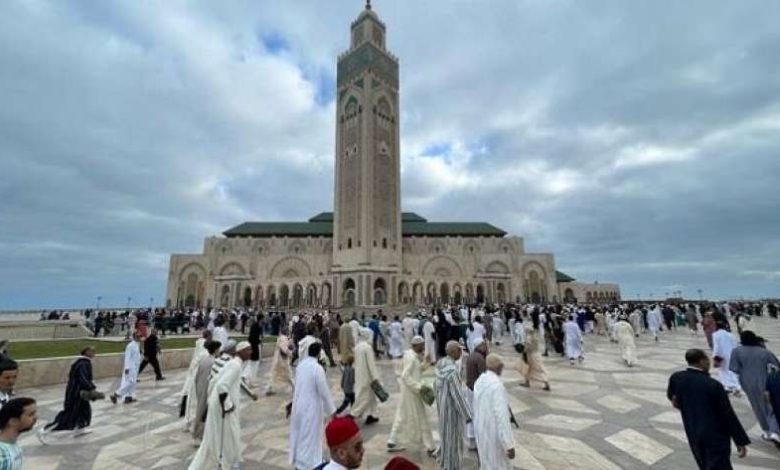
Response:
[401,314,415,352]
[712,321,742,395]
[289,341,337,470]
[388,317,404,359]
[647,305,663,342]
[181,330,212,431]
[351,328,382,426]
[473,353,516,470]
[188,341,255,470]
[562,316,584,366]
[386,336,435,455]
[615,316,637,367]
[422,316,437,364]
[110,331,142,404]
[212,317,229,352]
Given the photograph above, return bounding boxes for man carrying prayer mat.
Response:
[387,336,435,455]
[188,341,255,470]
[351,328,382,425]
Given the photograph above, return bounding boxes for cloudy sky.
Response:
[1,0,779,309]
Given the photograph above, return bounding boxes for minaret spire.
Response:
[366,0,372,11]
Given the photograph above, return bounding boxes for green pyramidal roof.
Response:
[556,270,576,283]
[223,212,506,238]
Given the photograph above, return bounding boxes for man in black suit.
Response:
[667,348,749,469]
[138,329,165,381]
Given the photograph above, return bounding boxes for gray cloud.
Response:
[1,0,778,308]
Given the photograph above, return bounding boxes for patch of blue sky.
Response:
[299,66,335,106]
[423,142,451,156]
[312,70,335,106]
[259,31,289,55]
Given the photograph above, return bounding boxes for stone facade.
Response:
[167,229,561,309]
[166,3,619,310]
[558,281,621,304]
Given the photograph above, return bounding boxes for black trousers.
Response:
[335,393,355,414]
[691,442,732,470]
[139,355,163,379]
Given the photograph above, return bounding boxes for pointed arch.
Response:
[422,256,463,278]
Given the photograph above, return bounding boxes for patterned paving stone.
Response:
[526,413,602,431]
[605,428,673,465]
[596,394,641,413]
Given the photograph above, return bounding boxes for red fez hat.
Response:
[384,456,421,470]
[325,416,360,447]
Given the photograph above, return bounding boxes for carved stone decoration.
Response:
[372,96,396,243]
[485,260,511,274]
[422,256,463,278]
[270,257,313,279]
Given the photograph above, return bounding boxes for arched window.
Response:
[348,238,352,249]
[382,238,387,249]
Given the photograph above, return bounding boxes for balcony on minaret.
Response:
[350,2,387,51]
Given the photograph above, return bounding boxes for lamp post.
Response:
[96,296,102,310]
[150,297,154,311]
[127,297,132,309]
[697,289,703,301]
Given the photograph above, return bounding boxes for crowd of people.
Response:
[0,300,778,469]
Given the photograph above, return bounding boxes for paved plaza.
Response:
[19,317,780,469]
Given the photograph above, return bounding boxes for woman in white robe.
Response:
[289,349,336,470]
[615,318,637,367]
[389,319,403,358]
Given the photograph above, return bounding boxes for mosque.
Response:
[165,2,620,310]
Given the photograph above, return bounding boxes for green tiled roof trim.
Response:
[224,214,506,238]
[556,270,576,282]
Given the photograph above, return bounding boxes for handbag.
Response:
[371,380,389,402]
[79,390,105,401]
[514,343,525,354]
[420,385,435,406]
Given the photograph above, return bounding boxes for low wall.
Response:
[17,345,274,389]
[0,321,92,340]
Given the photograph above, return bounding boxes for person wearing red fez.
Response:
[384,456,422,470]
[315,416,364,469]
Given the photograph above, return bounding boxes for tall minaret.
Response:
[333,1,401,302]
